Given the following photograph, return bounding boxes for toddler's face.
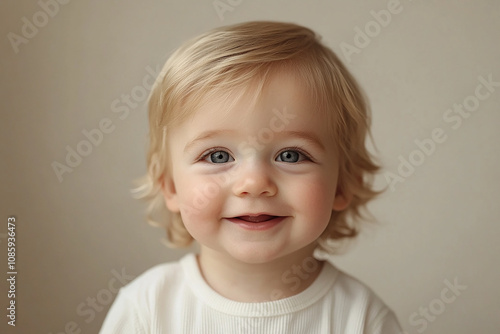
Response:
[162,71,350,264]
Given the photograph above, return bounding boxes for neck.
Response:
[197,244,324,302]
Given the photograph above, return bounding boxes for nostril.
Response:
[232,177,278,198]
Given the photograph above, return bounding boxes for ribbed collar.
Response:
[180,253,339,317]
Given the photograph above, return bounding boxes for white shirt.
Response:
[100,253,403,333]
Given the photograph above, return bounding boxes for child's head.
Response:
[137,21,379,256]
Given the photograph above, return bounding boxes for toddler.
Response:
[100,21,403,333]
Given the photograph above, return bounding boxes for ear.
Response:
[161,175,180,213]
[332,185,353,211]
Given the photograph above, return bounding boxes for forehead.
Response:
[187,71,323,128]
[166,70,338,157]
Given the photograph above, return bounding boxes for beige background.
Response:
[1,0,499,333]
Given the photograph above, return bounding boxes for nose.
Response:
[232,162,278,198]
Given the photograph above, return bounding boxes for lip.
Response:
[225,214,286,231]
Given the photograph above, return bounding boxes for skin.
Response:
[161,70,351,302]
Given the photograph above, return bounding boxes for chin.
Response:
[226,244,291,265]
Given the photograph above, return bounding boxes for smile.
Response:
[225,214,286,230]
[237,215,277,223]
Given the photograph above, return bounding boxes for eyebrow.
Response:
[184,129,325,153]
[184,130,237,153]
[277,130,326,151]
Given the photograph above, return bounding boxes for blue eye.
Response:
[207,150,233,163]
[276,149,308,163]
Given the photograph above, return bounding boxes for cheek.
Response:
[175,174,224,231]
[291,174,337,221]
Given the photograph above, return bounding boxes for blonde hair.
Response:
[134,21,380,253]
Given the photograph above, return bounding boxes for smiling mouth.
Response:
[226,215,285,230]
[236,215,278,223]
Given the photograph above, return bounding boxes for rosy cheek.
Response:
[297,178,336,218]
[178,177,221,220]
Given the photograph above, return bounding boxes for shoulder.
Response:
[121,257,184,295]
[118,253,195,309]
[335,269,389,313]
[332,267,386,306]
[323,262,403,333]
[100,254,194,333]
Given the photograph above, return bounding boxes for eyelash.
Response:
[278,146,313,162]
[197,146,313,163]
[197,147,231,163]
